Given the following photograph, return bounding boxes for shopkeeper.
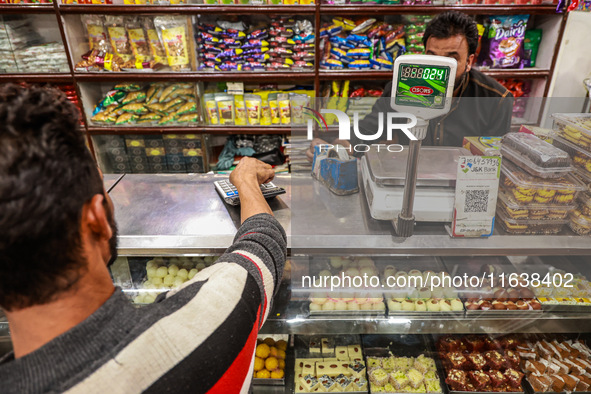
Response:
[0,85,286,393]
[307,11,514,161]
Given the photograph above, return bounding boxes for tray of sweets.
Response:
[552,113,591,150]
[434,334,527,394]
[294,335,368,393]
[364,335,444,394]
[515,256,591,312]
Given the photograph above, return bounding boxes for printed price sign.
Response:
[227,82,244,96]
[451,156,501,237]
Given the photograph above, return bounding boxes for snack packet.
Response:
[143,18,167,65]
[126,17,151,63]
[482,15,529,69]
[523,29,542,67]
[105,16,133,62]
[82,15,111,52]
[154,16,191,71]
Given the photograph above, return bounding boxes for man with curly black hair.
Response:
[307,11,513,157]
[0,84,286,393]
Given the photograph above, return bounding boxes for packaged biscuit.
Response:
[154,16,190,71]
[105,16,133,62]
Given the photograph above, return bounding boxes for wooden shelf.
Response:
[478,68,551,79]
[0,4,55,13]
[58,4,315,14]
[88,126,290,135]
[0,73,73,83]
[319,4,560,14]
[319,68,551,80]
[74,71,315,82]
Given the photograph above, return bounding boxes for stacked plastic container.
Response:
[496,132,585,235]
[551,114,591,235]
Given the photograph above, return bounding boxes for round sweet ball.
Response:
[173,277,185,288]
[146,261,157,270]
[322,301,336,311]
[163,274,175,287]
[188,268,198,280]
[204,256,215,265]
[146,267,157,279]
[150,277,163,286]
[168,264,180,276]
[143,281,155,290]
[177,268,189,280]
[133,295,144,304]
[196,263,206,271]
[155,266,168,278]
[143,294,156,304]
[347,302,360,311]
[309,302,322,311]
[334,301,348,311]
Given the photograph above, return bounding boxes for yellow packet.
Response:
[261,98,271,126]
[234,95,247,126]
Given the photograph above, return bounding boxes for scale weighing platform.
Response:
[360,146,470,222]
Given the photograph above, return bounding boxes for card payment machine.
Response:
[361,54,458,236]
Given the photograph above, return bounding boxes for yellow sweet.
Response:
[516,186,536,196]
[254,357,265,372]
[256,343,270,359]
[256,370,271,379]
[263,337,275,347]
[271,369,285,379]
[512,190,534,203]
[277,349,286,360]
[265,357,279,371]
[276,340,288,351]
[537,189,556,198]
[279,359,286,370]
[269,346,278,358]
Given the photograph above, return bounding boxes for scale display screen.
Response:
[394,63,451,109]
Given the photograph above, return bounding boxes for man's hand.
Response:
[230,157,275,188]
[229,157,275,223]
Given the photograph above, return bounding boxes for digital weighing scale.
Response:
[361,146,470,222]
[359,54,458,236]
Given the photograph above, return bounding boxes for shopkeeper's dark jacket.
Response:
[354,69,514,149]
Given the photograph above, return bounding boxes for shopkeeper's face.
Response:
[425,35,475,91]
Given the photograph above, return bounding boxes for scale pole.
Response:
[394,120,428,237]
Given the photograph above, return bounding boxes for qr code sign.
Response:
[465,189,489,213]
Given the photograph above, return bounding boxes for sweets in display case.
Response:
[196,17,315,72]
[569,193,591,235]
[367,354,442,393]
[437,335,526,393]
[519,336,591,393]
[130,256,218,304]
[295,335,368,392]
[253,336,288,381]
[308,257,386,314]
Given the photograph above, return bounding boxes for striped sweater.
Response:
[0,213,287,394]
